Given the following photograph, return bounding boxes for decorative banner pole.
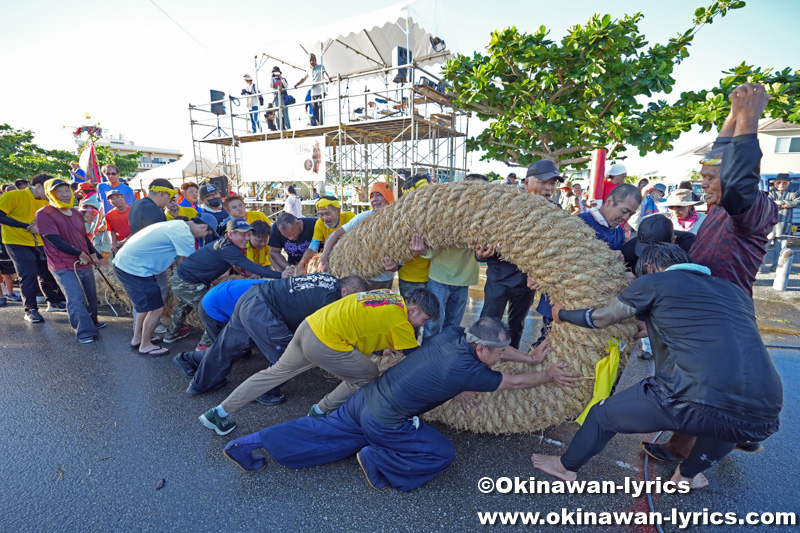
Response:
[587,148,606,206]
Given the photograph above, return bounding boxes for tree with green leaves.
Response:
[0,124,142,184]
[442,1,798,169]
[0,124,75,183]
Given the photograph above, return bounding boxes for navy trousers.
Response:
[260,392,456,492]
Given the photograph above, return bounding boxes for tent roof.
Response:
[131,155,226,189]
[262,0,451,81]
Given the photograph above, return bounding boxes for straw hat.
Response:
[664,189,701,207]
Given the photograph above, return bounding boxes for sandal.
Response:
[130,337,164,350]
[640,442,684,463]
[734,442,764,453]
[139,346,170,357]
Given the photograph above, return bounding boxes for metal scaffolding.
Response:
[189,64,469,202]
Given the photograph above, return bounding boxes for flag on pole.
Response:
[575,337,621,425]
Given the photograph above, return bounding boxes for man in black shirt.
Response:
[268,213,316,271]
[128,178,173,234]
[534,243,783,491]
[164,218,283,345]
[185,274,367,414]
[219,317,579,490]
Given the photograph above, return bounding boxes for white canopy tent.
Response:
[132,155,226,189]
[259,0,452,82]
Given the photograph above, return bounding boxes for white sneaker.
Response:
[154,324,168,334]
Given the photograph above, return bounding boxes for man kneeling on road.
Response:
[221,317,579,491]
[532,243,783,491]
[198,287,439,435]
[177,273,367,398]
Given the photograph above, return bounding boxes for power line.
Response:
[149,0,235,73]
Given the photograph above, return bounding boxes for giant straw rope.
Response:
[328,181,636,434]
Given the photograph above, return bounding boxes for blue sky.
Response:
[1,0,797,176]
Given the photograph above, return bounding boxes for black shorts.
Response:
[0,242,16,275]
[113,265,164,313]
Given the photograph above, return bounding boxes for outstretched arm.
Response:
[552,297,638,329]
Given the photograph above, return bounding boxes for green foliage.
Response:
[0,124,74,182]
[485,171,502,181]
[442,1,762,168]
[648,64,800,135]
[92,144,141,177]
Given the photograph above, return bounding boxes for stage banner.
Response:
[241,136,325,182]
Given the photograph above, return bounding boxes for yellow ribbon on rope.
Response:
[575,337,621,425]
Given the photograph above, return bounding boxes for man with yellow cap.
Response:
[128,178,174,234]
[319,182,396,290]
[299,195,354,272]
[34,178,106,342]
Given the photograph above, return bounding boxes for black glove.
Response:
[241,89,247,95]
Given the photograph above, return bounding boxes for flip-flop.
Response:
[640,442,684,463]
[130,337,164,350]
[139,346,170,357]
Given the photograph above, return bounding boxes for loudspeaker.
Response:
[392,46,413,84]
[207,175,229,197]
[210,90,226,116]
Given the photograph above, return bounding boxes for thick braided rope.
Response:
[329,181,636,434]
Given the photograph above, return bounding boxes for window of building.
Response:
[153,157,164,164]
[139,156,150,163]
[774,136,800,153]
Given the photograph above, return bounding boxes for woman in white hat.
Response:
[665,189,706,234]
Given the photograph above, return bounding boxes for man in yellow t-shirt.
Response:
[165,195,198,220]
[299,196,354,271]
[216,287,440,420]
[0,173,65,322]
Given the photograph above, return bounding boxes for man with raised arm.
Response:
[644,82,779,463]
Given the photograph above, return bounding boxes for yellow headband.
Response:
[699,157,722,166]
[151,185,179,196]
[316,198,341,209]
[44,178,76,209]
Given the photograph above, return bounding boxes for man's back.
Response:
[618,269,782,419]
[362,326,503,429]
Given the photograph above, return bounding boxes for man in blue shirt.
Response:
[221,317,580,491]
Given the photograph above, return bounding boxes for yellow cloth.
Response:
[398,255,431,283]
[306,290,418,355]
[316,198,341,209]
[150,185,178,196]
[246,210,271,266]
[312,211,355,244]
[44,178,76,209]
[575,338,621,425]
[165,206,198,220]
[0,188,46,246]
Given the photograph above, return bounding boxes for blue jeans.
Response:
[273,95,291,129]
[249,106,261,133]
[423,278,468,343]
[53,267,98,341]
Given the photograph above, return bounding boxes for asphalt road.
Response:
[0,295,797,532]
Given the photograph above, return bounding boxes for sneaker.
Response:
[79,337,95,344]
[154,324,168,334]
[255,392,286,406]
[223,433,266,472]
[36,296,46,305]
[46,301,67,312]
[196,343,211,351]
[186,379,227,396]
[24,310,44,323]
[6,292,22,302]
[308,404,327,418]
[95,322,108,329]
[199,408,237,436]
[163,326,191,344]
